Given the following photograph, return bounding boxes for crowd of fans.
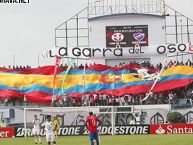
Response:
[114,59,192,70]
[2,59,193,71]
[2,65,32,70]
[51,84,193,107]
[57,59,192,70]
[0,95,28,107]
[1,84,193,107]
[1,59,193,107]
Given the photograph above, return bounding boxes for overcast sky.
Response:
[0,0,192,67]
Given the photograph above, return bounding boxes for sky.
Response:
[0,0,192,67]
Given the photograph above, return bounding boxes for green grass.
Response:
[1,135,193,145]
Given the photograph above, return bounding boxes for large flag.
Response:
[0,65,193,103]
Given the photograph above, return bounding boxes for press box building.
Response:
[55,0,193,66]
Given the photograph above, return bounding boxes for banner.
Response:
[15,125,150,137]
[150,124,193,134]
[106,25,148,47]
[0,127,15,138]
[47,43,192,58]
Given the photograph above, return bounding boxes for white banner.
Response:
[43,43,193,59]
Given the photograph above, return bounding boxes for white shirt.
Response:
[63,95,67,102]
[115,97,119,103]
[121,97,125,102]
[127,95,132,102]
[102,94,107,100]
[42,121,55,134]
[93,94,97,100]
[168,93,173,100]
[33,119,41,129]
[108,97,112,103]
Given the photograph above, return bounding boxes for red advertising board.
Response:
[0,127,15,138]
[150,124,193,134]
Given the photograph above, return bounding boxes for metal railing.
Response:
[88,0,165,17]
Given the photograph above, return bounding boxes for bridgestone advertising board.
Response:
[15,125,150,137]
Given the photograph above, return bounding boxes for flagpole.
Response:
[62,58,75,95]
[139,59,168,123]
[141,57,171,103]
[141,65,165,102]
[82,60,86,106]
[51,56,61,106]
[52,56,61,95]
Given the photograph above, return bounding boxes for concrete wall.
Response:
[2,105,193,126]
